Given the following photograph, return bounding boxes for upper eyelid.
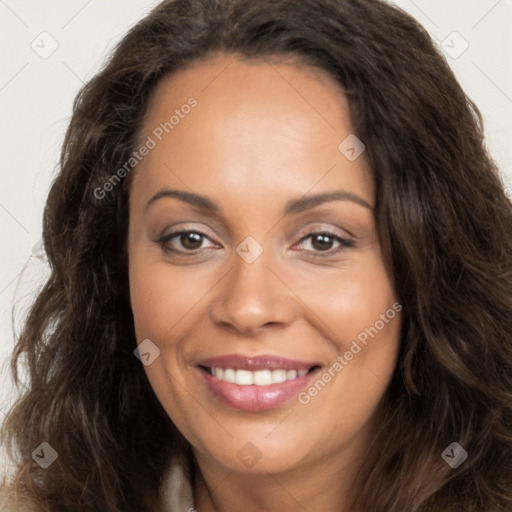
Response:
[159,224,350,241]
[155,214,231,241]
[298,231,348,242]
[154,212,358,240]
[295,224,354,240]
[159,223,218,239]
[293,232,353,251]
[159,229,218,245]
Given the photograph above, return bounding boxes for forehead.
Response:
[130,54,374,210]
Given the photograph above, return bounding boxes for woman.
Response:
[1,0,511,510]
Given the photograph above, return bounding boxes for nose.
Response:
[210,248,298,335]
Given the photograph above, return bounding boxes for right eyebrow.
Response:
[283,191,373,214]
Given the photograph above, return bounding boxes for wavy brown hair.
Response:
[2,0,512,510]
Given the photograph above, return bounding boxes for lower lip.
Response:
[198,367,319,411]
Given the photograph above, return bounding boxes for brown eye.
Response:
[311,233,336,251]
[293,231,354,255]
[179,232,204,250]
[157,230,217,254]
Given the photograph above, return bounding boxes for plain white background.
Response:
[0,0,511,418]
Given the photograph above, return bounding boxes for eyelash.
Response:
[156,229,354,257]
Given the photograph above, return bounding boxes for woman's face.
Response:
[128,54,402,476]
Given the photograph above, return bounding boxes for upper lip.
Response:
[197,354,320,371]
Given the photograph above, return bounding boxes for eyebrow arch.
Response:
[145,189,373,214]
[146,189,220,212]
[284,191,373,214]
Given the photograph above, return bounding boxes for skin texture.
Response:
[128,54,402,512]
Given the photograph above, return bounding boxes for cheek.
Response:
[291,251,401,403]
[129,253,213,342]
[128,253,208,418]
[293,251,398,344]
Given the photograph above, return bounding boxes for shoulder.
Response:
[0,454,195,511]
[160,453,195,511]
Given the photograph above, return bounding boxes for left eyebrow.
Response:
[145,189,220,212]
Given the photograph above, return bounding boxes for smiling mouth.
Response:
[196,353,323,411]
[199,365,320,386]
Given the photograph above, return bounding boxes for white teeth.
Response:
[235,369,253,385]
[286,369,297,380]
[208,367,310,386]
[223,368,235,383]
[271,369,287,383]
[253,370,272,386]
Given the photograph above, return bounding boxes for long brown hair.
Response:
[2,0,511,510]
